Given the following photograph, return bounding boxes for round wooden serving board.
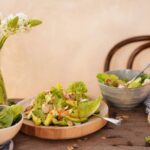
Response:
[18,98,108,140]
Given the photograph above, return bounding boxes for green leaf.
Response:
[31,112,42,125]
[52,118,68,126]
[66,99,77,107]
[32,109,46,123]
[50,83,64,99]
[33,91,47,109]
[10,105,23,120]
[128,77,142,88]
[0,75,7,105]
[67,81,88,100]
[8,16,19,28]
[28,19,42,27]
[53,98,66,109]
[0,105,23,129]
[97,73,119,87]
[44,113,53,126]
[70,97,102,118]
[97,73,118,83]
[65,115,87,123]
[145,136,150,144]
[0,35,8,49]
[0,107,13,128]
[67,81,87,94]
[97,73,109,83]
[140,73,150,82]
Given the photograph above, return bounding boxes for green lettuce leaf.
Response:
[53,98,66,109]
[128,77,142,88]
[32,109,46,123]
[0,105,23,129]
[50,83,64,99]
[33,91,47,109]
[140,73,150,82]
[67,81,88,100]
[10,105,23,120]
[0,107,13,128]
[97,73,119,87]
[70,96,102,118]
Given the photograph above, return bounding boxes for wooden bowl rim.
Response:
[18,98,108,130]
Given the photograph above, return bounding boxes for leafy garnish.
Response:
[32,109,46,123]
[145,136,150,146]
[97,72,150,88]
[53,98,66,109]
[127,77,142,88]
[97,73,119,87]
[67,81,88,100]
[70,97,102,118]
[33,91,47,109]
[50,83,64,99]
[0,105,23,129]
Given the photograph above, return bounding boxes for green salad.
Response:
[24,81,102,126]
[97,73,150,88]
[0,105,23,129]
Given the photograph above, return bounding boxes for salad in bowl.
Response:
[97,69,150,110]
[97,72,150,88]
[24,81,102,126]
[0,105,23,144]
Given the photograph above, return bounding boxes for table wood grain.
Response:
[11,99,150,150]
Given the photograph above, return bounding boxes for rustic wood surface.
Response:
[12,99,150,150]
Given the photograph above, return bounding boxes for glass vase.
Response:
[0,71,7,104]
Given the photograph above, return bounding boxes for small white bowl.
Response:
[0,114,23,145]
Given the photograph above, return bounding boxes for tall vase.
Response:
[0,14,42,105]
[0,71,7,104]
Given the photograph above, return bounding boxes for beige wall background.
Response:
[0,0,150,98]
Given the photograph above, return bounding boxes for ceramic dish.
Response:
[0,114,23,145]
[98,69,150,110]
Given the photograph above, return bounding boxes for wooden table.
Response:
[13,99,150,150]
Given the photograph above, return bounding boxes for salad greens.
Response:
[145,136,150,146]
[97,73,150,88]
[24,81,102,126]
[0,105,23,129]
[70,97,101,118]
[67,81,88,100]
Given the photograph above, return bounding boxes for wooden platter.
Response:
[18,98,108,140]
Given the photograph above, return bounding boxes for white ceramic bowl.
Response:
[0,114,23,145]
